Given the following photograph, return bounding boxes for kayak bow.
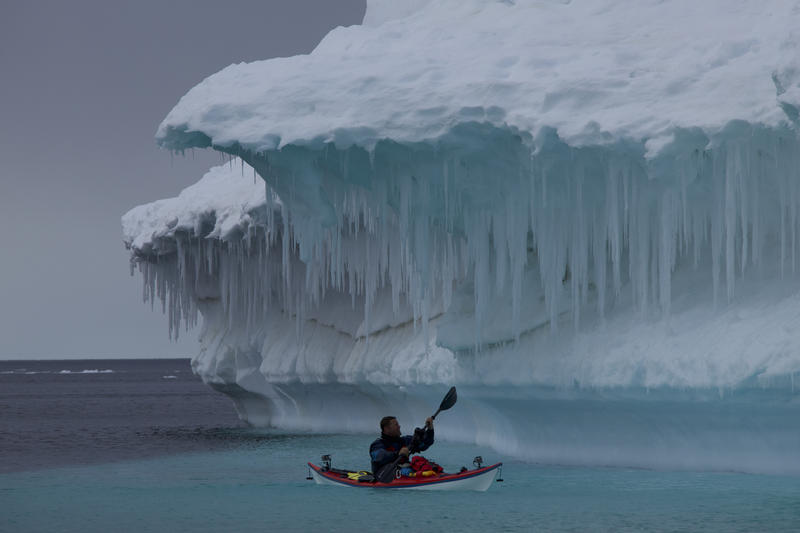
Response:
[307,462,502,491]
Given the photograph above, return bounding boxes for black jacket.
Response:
[369,428,434,474]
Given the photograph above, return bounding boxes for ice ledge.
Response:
[122,161,274,255]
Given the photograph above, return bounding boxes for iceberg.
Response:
[124,0,800,473]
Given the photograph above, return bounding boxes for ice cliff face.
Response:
[124,0,800,471]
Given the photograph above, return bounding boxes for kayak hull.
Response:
[308,462,502,491]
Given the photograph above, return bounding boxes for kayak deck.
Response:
[308,462,502,491]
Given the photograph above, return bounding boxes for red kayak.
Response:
[307,461,502,491]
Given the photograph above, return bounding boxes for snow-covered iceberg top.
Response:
[122,161,270,255]
[157,0,800,155]
[132,0,800,392]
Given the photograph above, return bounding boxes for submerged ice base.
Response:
[216,381,800,475]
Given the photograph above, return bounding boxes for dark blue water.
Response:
[2,359,799,532]
[0,359,243,473]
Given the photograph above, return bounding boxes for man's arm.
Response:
[424,416,435,449]
[417,427,434,451]
[414,417,435,452]
[370,440,398,468]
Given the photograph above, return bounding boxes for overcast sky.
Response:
[0,0,365,359]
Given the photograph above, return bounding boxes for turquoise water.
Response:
[2,432,799,533]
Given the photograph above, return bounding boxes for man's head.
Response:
[380,416,401,438]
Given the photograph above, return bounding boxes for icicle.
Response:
[128,126,800,365]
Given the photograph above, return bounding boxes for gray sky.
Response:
[0,0,365,359]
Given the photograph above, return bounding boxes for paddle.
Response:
[375,387,457,483]
[432,386,457,420]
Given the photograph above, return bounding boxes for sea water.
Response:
[1,360,798,533]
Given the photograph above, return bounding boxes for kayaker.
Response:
[369,415,434,477]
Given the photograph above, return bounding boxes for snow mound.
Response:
[122,161,272,255]
[157,0,800,155]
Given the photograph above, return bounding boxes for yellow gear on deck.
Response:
[346,471,372,480]
[402,470,438,478]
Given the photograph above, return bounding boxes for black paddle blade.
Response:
[439,386,457,412]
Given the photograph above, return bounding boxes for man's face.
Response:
[384,418,401,438]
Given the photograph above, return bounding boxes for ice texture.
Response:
[123,0,800,470]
